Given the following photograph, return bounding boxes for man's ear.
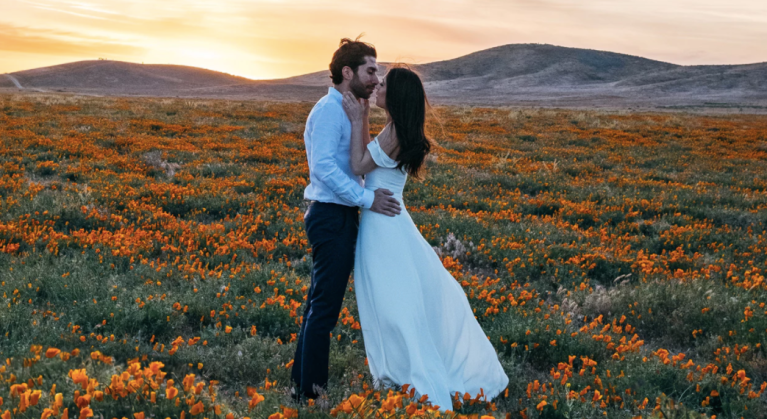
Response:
[342,66,354,81]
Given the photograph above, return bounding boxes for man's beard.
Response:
[350,74,373,99]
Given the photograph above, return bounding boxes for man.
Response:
[291,37,401,400]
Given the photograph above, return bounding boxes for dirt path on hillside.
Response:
[4,74,23,89]
[4,74,49,92]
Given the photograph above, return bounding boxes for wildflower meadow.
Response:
[1,94,766,419]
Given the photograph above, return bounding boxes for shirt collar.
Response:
[328,86,343,103]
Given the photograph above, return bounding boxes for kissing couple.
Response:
[290,37,509,411]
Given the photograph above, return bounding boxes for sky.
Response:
[2,0,767,80]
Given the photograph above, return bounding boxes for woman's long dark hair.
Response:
[385,66,431,179]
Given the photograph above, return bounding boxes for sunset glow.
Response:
[2,0,767,79]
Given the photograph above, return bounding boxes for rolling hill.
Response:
[3,44,767,108]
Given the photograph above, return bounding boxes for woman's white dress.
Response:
[354,137,509,411]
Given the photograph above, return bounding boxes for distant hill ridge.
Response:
[4,44,767,107]
[10,60,252,89]
[419,44,679,82]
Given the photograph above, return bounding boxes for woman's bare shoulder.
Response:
[377,124,400,160]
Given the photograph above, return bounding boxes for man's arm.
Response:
[309,104,375,208]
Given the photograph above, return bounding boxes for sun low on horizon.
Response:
[2,0,767,80]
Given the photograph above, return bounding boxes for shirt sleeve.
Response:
[309,104,375,208]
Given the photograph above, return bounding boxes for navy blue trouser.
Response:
[291,201,359,398]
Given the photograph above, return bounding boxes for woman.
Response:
[341,66,509,411]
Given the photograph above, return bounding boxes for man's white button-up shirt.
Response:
[303,87,375,208]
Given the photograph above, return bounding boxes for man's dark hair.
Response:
[329,36,377,85]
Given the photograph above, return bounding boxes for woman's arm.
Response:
[342,92,378,176]
[362,98,373,146]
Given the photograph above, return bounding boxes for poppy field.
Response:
[1,93,766,419]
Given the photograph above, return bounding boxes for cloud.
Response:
[0,23,145,58]
[29,5,111,20]
[2,0,767,77]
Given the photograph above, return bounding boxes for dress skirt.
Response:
[353,204,509,411]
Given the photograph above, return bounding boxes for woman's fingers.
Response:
[342,96,358,117]
[342,94,364,119]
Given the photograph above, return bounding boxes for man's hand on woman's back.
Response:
[370,189,401,216]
